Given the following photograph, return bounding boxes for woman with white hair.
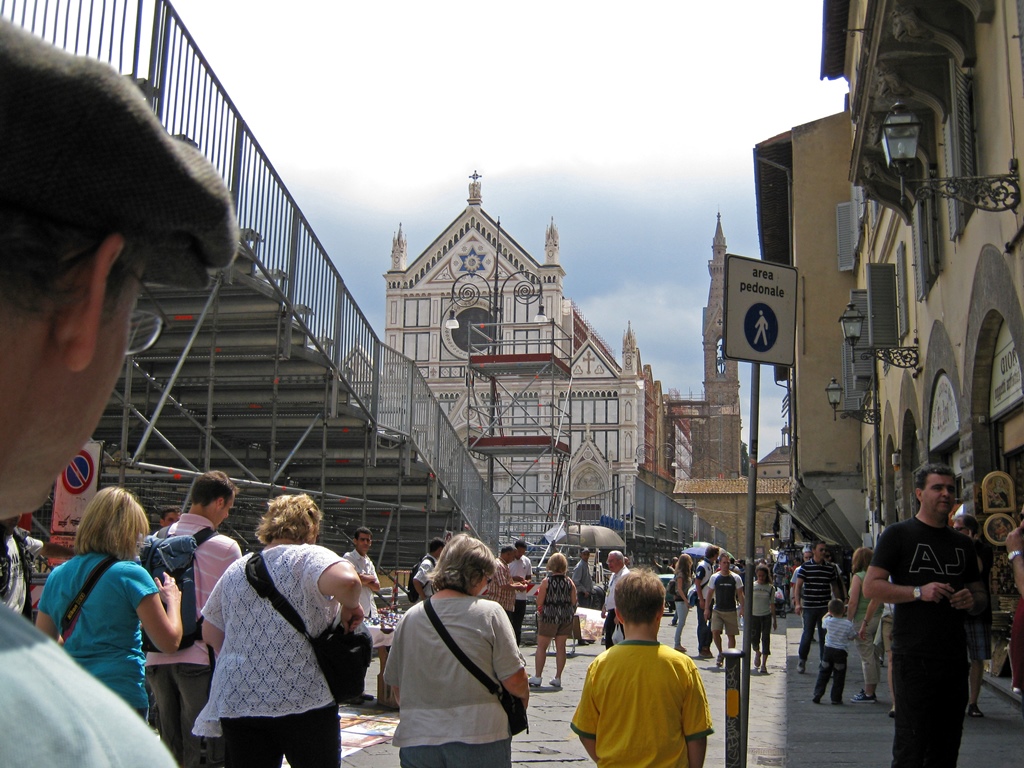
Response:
[384,534,529,767]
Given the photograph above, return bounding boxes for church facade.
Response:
[382,177,646,543]
[383,177,745,554]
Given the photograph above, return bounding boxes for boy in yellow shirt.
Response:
[571,568,713,767]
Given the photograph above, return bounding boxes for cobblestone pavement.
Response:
[338,612,1022,767]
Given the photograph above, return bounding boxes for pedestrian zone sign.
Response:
[722,254,797,366]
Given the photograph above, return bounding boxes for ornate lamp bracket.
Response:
[911,166,1021,213]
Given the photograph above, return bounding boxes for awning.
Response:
[789,484,862,550]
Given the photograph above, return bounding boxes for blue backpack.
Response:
[138,526,216,652]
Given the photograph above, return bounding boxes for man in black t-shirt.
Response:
[865,463,985,768]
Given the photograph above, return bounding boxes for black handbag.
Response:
[245,553,372,703]
[423,597,528,735]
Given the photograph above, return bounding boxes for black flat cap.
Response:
[0,22,238,288]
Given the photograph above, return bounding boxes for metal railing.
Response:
[5,0,500,544]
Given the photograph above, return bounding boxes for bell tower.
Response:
[696,215,742,478]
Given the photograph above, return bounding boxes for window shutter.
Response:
[837,202,855,271]
[912,198,938,300]
[895,242,910,340]
[867,263,899,349]
[1019,0,1024,100]
[850,290,874,383]
[841,344,865,411]
[944,63,975,239]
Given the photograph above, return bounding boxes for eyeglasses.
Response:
[125,280,165,356]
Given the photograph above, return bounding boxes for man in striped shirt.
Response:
[793,541,841,674]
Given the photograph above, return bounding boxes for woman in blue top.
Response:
[36,486,182,717]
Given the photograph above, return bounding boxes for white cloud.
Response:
[168,0,842,458]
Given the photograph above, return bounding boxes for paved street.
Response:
[339,612,1022,767]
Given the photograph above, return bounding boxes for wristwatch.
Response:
[913,587,922,601]
[1009,550,1023,563]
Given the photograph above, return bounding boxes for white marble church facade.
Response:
[383,177,645,539]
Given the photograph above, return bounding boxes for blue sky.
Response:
[170,0,849,459]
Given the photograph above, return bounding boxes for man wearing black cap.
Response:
[0,20,237,768]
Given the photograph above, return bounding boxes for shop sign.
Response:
[929,374,959,449]
[990,321,1022,420]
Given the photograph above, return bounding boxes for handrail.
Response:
[5,0,499,545]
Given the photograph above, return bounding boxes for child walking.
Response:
[812,598,857,704]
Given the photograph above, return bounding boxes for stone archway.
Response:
[961,244,1024,510]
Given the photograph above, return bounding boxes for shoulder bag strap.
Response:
[60,556,117,639]
[244,553,311,639]
[192,527,218,547]
[423,597,500,696]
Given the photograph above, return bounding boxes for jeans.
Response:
[511,601,527,645]
[813,647,848,703]
[603,611,618,648]
[400,738,512,768]
[890,655,968,768]
[696,603,711,652]
[221,705,338,768]
[798,605,828,663]
[148,662,221,768]
[673,601,690,648]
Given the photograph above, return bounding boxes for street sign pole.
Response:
[721,255,797,768]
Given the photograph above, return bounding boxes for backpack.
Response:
[407,554,436,604]
[138,526,216,652]
[666,575,678,599]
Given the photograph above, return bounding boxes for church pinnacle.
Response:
[545,217,560,265]
[391,223,407,271]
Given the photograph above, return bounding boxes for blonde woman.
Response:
[846,546,882,703]
[673,554,693,653]
[384,534,529,767]
[193,494,363,768]
[36,487,182,717]
[530,552,578,688]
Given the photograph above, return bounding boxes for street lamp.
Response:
[444,219,546,343]
[838,301,919,369]
[825,377,879,424]
[881,102,1020,213]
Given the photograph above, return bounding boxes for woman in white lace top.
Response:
[193,494,363,767]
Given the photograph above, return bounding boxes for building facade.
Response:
[383,178,647,544]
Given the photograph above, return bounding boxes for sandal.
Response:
[716,654,724,668]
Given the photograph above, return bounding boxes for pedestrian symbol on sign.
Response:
[744,303,777,352]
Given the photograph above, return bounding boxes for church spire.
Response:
[622,321,637,374]
[713,212,726,250]
[391,223,407,271]
[545,217,560,265]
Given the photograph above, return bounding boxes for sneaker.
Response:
[797,660,806,674]
[528,676,542,687]
[811,696,821,704]
[549,677,562,688]
[850,690,877,703]
[831,700,843,706]
[966,704,984,718]
[888,709,896,719]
